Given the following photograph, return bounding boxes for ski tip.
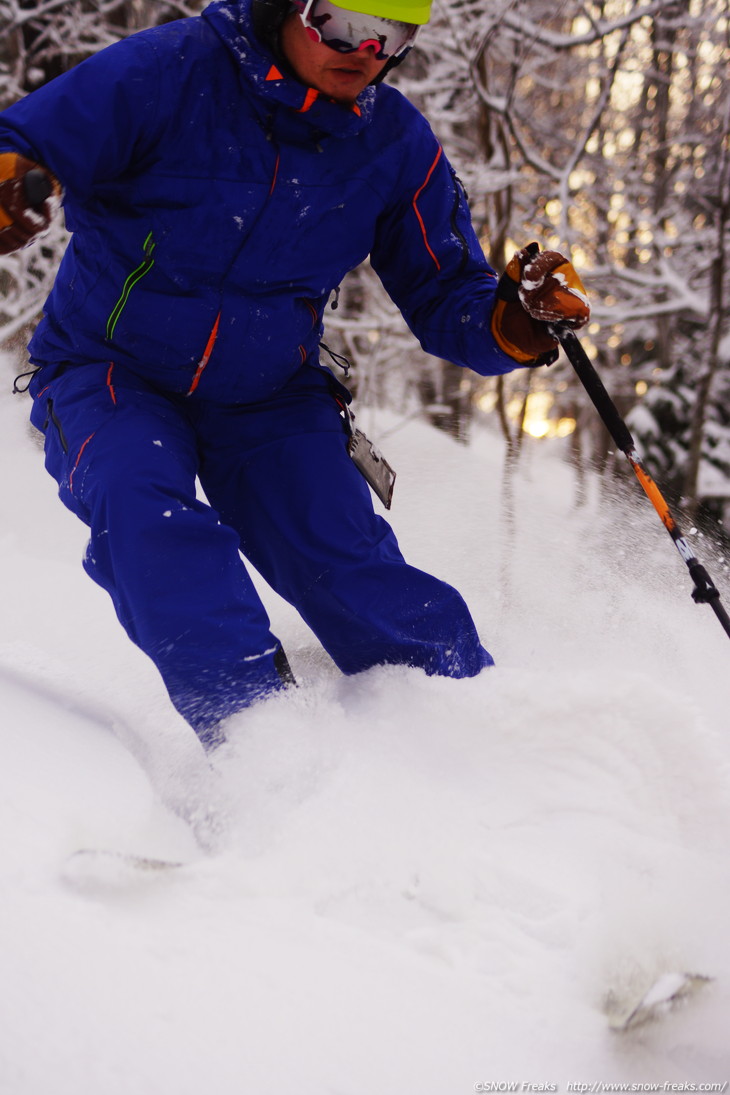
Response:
[608,972,713,1032]
[61,848,187,893]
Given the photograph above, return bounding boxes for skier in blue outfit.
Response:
[0,0,589,747]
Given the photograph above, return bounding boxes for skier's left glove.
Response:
[0,152,61,255]
[491,242,590,366]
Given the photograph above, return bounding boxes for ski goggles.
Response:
[297,0,419,60]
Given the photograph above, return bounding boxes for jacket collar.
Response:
[202,0,376,139]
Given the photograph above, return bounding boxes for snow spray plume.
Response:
[553,325,730,644]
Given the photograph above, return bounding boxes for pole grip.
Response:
[23,168,53,207]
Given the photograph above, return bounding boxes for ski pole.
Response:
[552,325,730,642]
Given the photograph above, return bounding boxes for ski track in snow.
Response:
[1,360,730,1092]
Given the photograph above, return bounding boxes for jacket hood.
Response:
[202,0,376,139]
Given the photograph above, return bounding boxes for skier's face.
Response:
[280,11,389,103]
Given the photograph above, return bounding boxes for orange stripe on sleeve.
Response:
[412,146,443,272]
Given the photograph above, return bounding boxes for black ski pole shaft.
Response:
[553,325,730,643]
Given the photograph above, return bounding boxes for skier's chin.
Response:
[318,67,372,102]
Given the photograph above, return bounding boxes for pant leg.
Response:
[197,372,493,678]
[29,363,288,745]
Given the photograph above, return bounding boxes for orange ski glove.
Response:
[0,152,60,255]
[491,243,590,365]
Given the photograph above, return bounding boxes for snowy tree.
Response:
[386,0,730,528]
[2,0,729,529]
[0,0,202,362]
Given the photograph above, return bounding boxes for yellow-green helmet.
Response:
[328,0,432,25]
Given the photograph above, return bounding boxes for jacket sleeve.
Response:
[0,33,165,211]
[370,128,521,377]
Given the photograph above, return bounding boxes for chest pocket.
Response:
[247,175,383,292]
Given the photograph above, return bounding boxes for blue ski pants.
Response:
[29,361,493,745]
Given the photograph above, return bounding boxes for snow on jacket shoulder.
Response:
[0,0,517,401]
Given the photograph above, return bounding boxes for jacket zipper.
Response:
[106,231,156,341]
[185,140,281,393]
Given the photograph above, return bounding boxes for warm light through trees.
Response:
[1,0,729,529]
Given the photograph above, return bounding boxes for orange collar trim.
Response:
[298,87,320,113]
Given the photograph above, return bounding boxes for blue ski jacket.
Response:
[0,0,518,402]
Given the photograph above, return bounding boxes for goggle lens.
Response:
[298,0,418,60]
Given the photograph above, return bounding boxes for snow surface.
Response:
[1,357,730,1093]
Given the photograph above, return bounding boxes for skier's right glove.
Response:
[0,152,60,255]
[491,242,590,366]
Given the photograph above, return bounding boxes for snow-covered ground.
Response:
[1,354,729,1093]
